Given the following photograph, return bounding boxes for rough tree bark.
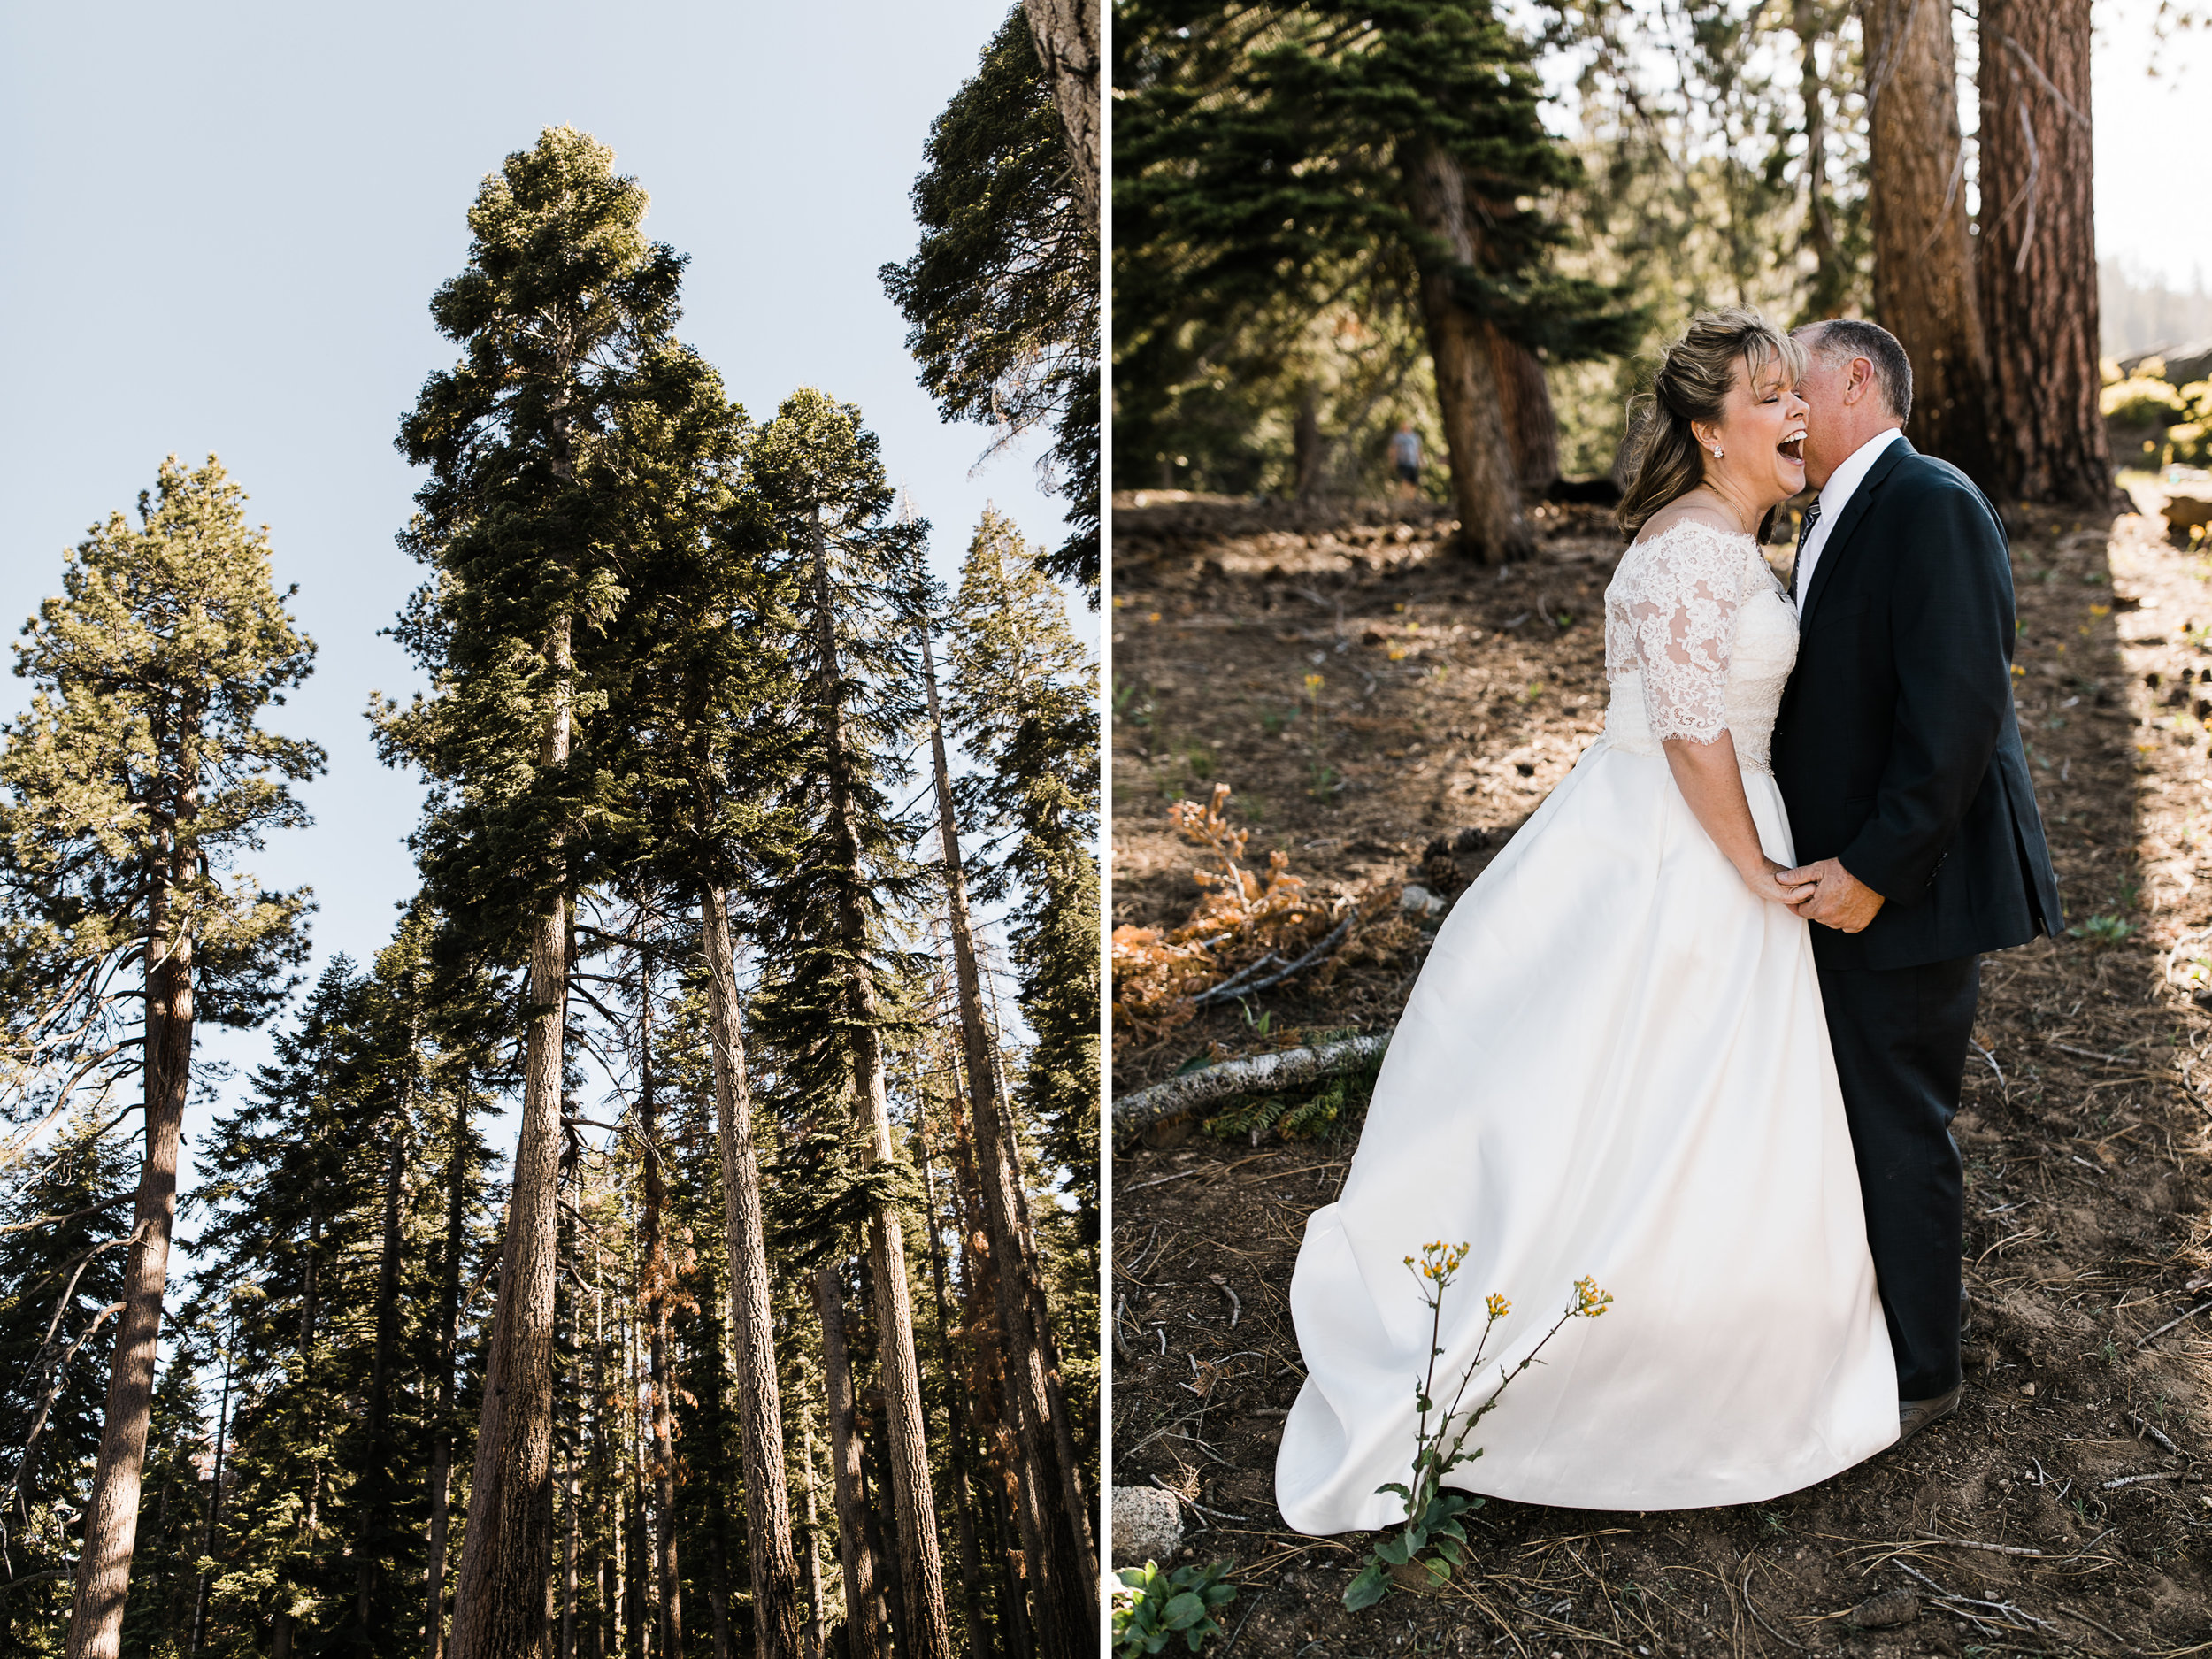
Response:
[446,609,573,1659]
[813,1269,893,1659]
[1861,0,1998,484]
[1976,0,2115,505]
[65,736,198,1659]
[919,634,1094,1655]
[798,1421,827,1659]
[1402,140,1531,561]
[1486,329,1559,495]
[807,520,955,1659]
[1019,0,1099,227]
[697,881,809,1659]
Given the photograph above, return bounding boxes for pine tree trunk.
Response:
[1018,0,1099,226]
[1292,380,1325,500]
[637,964,683,1659]
[65,786,196,1659]
[914,1104,993,1657]
[1976,0,2114,504]
[798,1422,826,1659]
[426,1090,471,1659]
[813,1269,891,1659]
[807,522,954,1659]
[1793,0,1852,322]
[188,1327,230,1657]
[590,1256,611,1659]
[449,611,573,1659]
[1861,0,1998,483]
[1486,327,1559,495]
[1401,140,1530,562]
[696,882,808,1659]
[356,1011,418,1638]
[918,636,1094,1655]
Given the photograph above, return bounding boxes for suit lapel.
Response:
[1797,434,1915,628]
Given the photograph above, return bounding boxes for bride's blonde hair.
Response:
[1616,307,1805,541]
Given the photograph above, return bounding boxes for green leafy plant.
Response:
[2069,911,2135,944]
[1343,1244,1613,1611]
[1113,1559,1239,1655]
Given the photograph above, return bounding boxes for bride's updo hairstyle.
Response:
[1616,306,1806,541]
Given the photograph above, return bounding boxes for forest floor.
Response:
[1108,482,2212,1657]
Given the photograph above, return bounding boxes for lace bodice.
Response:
[1601,519,1797,773]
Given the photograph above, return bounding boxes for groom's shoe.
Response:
[1897,1382,1963,1448]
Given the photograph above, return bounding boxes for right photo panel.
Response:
[1109,2,2212,1651]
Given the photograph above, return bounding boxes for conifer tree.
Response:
[0,1115,136,1643]
[745,389,955,1659]
[381,126,688,1659]
[884,9,1101,595]
[1116,2,1638,557]
[0,455,319,1659]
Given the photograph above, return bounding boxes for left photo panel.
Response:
[0,4,1103,1658]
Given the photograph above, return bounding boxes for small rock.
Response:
[1111,1486,1183,1566]
[1847,1587,1918,1629]
[2166,491,2212,534]
[1400,883,1447,917]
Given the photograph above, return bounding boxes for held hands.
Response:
[1742,857,1817,909]
[1778,857,1886,932]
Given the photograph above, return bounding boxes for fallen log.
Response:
[1112,1032,1391,1140]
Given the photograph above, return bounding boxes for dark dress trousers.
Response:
[1770,435,2063,1402]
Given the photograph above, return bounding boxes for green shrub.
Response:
[2162,383,2212,466]
[1113,1560,1239,1655]
[2102,375,2187,427]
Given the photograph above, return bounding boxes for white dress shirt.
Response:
[1793,425,1903,615]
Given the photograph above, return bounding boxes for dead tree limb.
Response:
[1112,1033,1390,1140]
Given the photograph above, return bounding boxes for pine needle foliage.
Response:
[883,6,1101,597]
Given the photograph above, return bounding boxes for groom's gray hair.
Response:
[1798,319,1913,424]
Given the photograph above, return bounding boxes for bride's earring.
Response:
[1712,445,1724,458]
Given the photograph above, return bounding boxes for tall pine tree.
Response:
[0,456,319,1659]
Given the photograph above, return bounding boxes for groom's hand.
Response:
[1778,858,1886,932]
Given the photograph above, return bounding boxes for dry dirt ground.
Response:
[1108,488,2212,1656]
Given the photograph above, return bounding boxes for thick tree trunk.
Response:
[1861,0,1999,484]
[65,856,194,1659]
[1486,327,1559,495]
[1018,0,1099,227]
[1401,140,1530,561]
[918,635,1094,1655]
[808,525,954,1659]
[696,882,809,1659]
[1976,0,2115,505]
[449,611,573,1659]
[813,1270,891,1659]
[426,1089,471,1659]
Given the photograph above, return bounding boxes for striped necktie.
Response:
[1788,501,1822,601]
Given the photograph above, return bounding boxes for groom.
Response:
[1772,319,2064,1445]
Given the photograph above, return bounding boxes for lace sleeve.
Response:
[1624,525,1745,745]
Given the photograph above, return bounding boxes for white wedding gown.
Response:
[1275,519,1897,1527]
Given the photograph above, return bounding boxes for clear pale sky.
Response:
[1,2,1075,1172]
[2093,0,2212,288]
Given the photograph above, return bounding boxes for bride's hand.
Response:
[1742,857,1816,907]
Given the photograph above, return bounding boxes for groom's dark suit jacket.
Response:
[1771,435,2064,972]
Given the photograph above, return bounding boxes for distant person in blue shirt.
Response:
[1391,420,1422,497]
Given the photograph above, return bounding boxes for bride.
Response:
[1275,309,1897,1526]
